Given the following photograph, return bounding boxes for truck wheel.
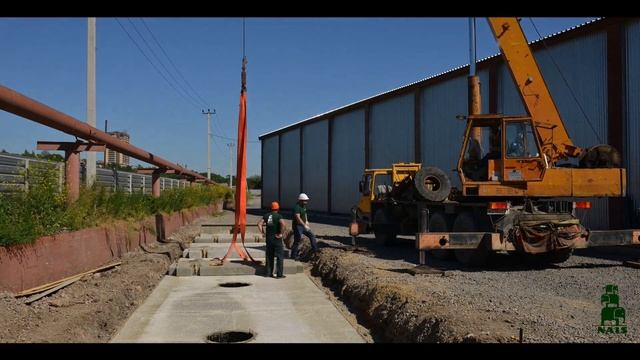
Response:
[428,211,453,260]
[414,167,451,202]
[373,208,397,246]
[453,212,490,267]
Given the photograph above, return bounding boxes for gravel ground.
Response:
[301,216,640,343]
[0,215,217,343]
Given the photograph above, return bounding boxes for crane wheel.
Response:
[579,144,622,168]
[453,212,491,267]
[373,208,398,246]
[428,211,454,260]
[414,167,451,202]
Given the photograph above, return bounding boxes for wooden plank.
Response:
[24,276,83,304]
[15,261,121,297]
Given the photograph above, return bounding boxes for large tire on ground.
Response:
[373,208,398,246]
[414,167,452,202]
[427,211,454,260]
[453,212,491,267]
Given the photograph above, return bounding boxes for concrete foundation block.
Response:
[193,234,214,243]
[194,233,264,244]
[188,248,204,259]
[176,259,199,277]
[196,259,303,276]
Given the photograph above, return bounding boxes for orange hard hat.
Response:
[271,201,280,210]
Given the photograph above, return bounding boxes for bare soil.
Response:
[0,215,217,343]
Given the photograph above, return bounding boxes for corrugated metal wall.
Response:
[624,19,640,227]
[261,136,279,206]
[369,93,414,168]
[421,69,490,188]
[331,109,365,214]
[302,120,329,212]
[279,129,301,209]
[498,31,609,229]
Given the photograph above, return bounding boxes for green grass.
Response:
[0,169,231,247]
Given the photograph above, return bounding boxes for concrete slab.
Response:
[111,274,364,343]
[194,233,264,244]
[176,259,199,277]
[200,224,261,235]
[198,259,302,276]
[203,243,289,259]
[188,248,204,259]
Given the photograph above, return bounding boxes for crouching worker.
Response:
[258,201,287,279]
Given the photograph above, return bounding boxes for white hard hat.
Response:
[298,193,310,201]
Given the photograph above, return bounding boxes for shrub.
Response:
[0,170,231,247]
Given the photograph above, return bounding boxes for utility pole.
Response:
[202,109,215,180]
[86,17,97,186]
[227,142,234,187]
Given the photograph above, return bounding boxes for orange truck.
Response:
[349,18,640,266]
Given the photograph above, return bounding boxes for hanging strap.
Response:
[214,52,259,265]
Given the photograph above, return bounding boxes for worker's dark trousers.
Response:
[291,225,318,260]
[265,238,284,277]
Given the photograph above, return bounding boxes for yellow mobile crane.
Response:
[350,18,639,266]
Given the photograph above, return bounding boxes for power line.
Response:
[126,18,204,109]
[136,19,235,145]
[139,18,212,108]
[115,18,200,109]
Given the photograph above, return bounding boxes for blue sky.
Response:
[0,17,595,177]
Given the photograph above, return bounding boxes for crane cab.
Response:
[457,114,625,198]
[458,114,545,191]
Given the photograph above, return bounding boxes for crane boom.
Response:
[487,17,583,162]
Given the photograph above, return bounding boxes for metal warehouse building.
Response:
[259,18,640,230]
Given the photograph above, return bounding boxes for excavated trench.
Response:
[299,242,489,343]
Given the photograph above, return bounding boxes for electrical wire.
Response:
[139,18,212,108]
[127,18,203,109]
[115,18,200,110]
[528,18,603,144]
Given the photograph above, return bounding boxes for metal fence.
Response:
[1,153,190,194]
[0,154,63,193]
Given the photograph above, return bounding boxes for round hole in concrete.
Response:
[206,331,255,343]
[219,282,251,288]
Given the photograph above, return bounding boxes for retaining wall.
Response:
[0,201,222,293]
